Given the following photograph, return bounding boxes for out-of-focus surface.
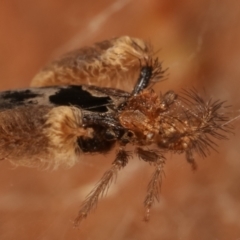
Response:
[0,0,240,239]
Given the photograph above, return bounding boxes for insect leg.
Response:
[131,61,153,96]
[74,148,131,226]
[132,58,166,96]
[136,147,165,221]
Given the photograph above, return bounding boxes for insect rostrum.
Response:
[0,36,230,226]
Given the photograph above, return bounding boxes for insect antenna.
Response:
[179,89,231,160]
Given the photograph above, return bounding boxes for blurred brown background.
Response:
[1,0,240,239]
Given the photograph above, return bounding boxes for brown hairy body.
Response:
[31,36,152,91]
[0,36,231,226]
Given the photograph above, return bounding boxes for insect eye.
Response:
[120,131,135,144]
[126,131,134,138]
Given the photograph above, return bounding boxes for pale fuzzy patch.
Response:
[43,106,93,169]
[98,36,151,70]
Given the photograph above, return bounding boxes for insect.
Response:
[0,36,230,226]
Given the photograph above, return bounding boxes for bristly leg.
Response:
[132,57,166,96]
[74,148,131,226]
[136,148,166,221]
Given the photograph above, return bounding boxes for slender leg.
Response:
[74,148,131,226]
[136,148,166,221]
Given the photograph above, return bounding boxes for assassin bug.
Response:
[0,36,230,226]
